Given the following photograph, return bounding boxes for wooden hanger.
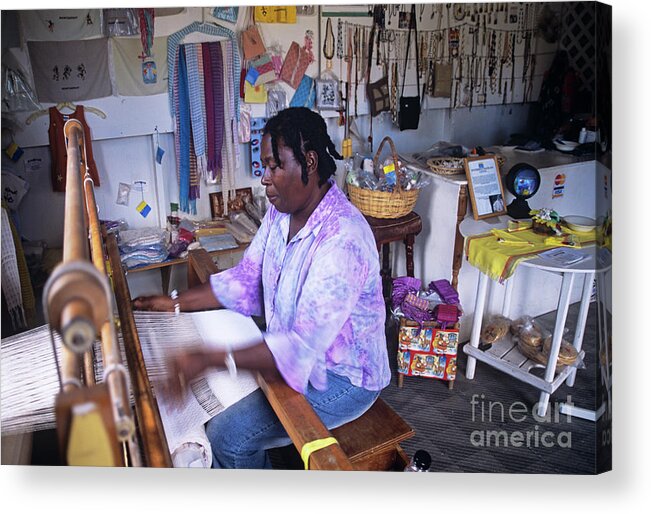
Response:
[25,102,107,125]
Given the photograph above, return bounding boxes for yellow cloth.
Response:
[300,437,339,470]
[254,6,297,23]
[465,228,597,283]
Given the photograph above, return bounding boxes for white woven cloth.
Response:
[1,207,25,329]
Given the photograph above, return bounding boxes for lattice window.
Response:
[561,2,596,97]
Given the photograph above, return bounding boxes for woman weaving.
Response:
[134,108,390,469]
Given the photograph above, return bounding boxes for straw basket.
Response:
[348,136,419,219]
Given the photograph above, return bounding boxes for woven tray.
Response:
[426,155,506,176]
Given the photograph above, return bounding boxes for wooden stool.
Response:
[365,212,422,300]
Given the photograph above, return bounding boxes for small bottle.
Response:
[404,449,432,472]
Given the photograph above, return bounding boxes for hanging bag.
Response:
[241,8,266,60]
[365,21,390,117]
[280,41,311,89]
[398,4,421,131]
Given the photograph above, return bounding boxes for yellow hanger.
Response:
[25,102,107,125]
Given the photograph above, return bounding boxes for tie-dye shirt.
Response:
[211,181,390,394]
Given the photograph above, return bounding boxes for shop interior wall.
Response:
[4,5,560,305]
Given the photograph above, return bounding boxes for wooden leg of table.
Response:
[398,373,404,388]
[448,380,454,390]
[466,271,490,380]
[566,272,595,387]
[537,272,575,417]
[451,185,468,292]
[405,234,415,277]
[160,266,171,296]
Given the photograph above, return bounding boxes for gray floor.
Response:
[379,302,612,474]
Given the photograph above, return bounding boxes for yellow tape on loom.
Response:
[300,436,339,470]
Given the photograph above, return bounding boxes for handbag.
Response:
[244,82,268,104]
[289,75,315,108]
[398,4,421,131]
[250,53,276,85]
[365,24,390,117]
[280,41,311,89]
[241,25,266,60]
[431,62,453,98]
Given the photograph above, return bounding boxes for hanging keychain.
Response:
[154,126,165,164]
[134,180,151,218]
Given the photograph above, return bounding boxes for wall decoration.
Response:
[28,39,112,103]
[19,10,103,41]
[112,36,168,96]
[315,79,341,110]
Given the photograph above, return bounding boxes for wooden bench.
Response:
[188,249,414,471]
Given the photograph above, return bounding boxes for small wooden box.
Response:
[397,318,459,388]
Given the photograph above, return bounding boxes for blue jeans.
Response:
[205,371,380,469]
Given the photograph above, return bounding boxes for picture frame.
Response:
[210,187,253,219]
[463,155,507,220]
[315,78,341,111]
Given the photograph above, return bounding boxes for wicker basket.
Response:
[348,136,420,219]
[426,154,506,176]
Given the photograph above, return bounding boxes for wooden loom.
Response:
[47,119,413,470]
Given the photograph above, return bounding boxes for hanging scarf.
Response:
[220,40,236,215]
[202,43,216,179]
[207,41,225,178]
[176,45,191,213]
[184,43,207,176]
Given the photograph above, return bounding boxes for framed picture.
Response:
[315,79,341,111]
[463,156,507,220]
[210,187,253,219]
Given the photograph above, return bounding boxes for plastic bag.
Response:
[480,315,512,345]
[2,66,40,112]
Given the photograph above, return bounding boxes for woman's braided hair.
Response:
[263,107,343,186]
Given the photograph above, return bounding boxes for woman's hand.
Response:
[132,295,175,312]
[164,348,225,400]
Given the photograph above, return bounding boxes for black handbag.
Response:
[399,4,421,131]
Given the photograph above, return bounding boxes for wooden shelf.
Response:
[463,334,584,395]
[127,243,249,273]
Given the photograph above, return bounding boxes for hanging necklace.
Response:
[488,30,497,94]
[323,18,335,71]
[336,18,343,60]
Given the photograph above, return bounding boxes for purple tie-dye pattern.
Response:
[210,181,390,394]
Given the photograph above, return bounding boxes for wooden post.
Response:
[451,184,469,291]
[106,231,173,468]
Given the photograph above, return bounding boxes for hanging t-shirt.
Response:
[20,10,103,41]
[48,106,101,192]
[112,36,168,96]
[28,38,112,103]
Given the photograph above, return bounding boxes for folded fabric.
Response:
[244,82,268,103]
[289,75,315,108]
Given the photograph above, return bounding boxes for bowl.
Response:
[563,215,596,232]
[553,139,580,152]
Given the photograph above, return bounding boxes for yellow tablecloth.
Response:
[464,227,597,283]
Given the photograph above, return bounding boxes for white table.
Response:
[460,217,611,417]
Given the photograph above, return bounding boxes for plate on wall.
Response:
[563,215,596,232]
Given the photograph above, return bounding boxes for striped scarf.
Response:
[184,43,207,176]
[167,21,240,121]
[176,45,191,213]
[207,41,224,178]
